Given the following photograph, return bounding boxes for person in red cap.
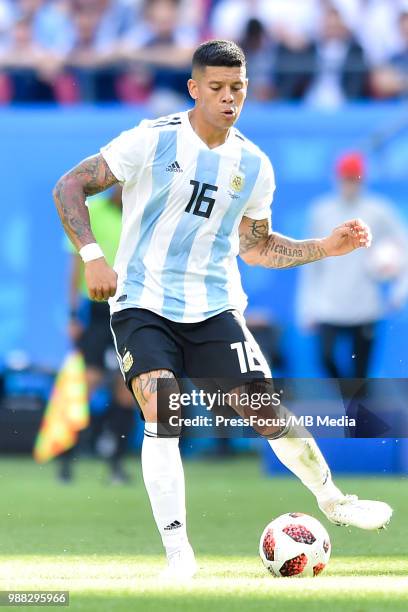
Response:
[336,151,365,181]
[298,151,408,378]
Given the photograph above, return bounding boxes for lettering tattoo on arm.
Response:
[239,218,327,269]
[258,234,327,268]
[53,154,118,249]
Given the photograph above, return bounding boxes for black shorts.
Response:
[110,308,271,392]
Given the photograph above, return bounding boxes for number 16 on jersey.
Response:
[185,180,218,219]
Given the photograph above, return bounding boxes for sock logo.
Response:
[164,520,182,531]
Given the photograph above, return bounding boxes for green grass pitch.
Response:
[0,456,407,611]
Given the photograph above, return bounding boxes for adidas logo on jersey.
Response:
[164,520,182,531]
[166,161,183,173]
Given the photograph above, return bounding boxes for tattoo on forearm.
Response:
[239,219,269,255]
[53,154,118,248]
[239,217,327,268]
[259,235,327,268]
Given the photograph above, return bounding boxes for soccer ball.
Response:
[259,513,331,577]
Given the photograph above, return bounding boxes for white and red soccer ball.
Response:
[259,513,331,577]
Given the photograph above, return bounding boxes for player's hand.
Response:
[322,219,372,257]
[84,258,117,301]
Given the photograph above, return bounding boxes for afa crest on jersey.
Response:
[230,173,245,192]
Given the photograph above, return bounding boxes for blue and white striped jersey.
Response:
[101,111,275,323]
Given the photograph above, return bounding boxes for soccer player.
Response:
[53,40,392,579]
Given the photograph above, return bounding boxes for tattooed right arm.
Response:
[52,154,118,250]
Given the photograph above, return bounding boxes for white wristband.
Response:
[79,243,104,263]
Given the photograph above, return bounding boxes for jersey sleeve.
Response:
[243,155,275,229]
[100,122,148,184]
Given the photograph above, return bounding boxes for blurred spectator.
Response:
[274,28,316,101]
[13,0,73,54]
[210,0,321,43]
[263,0,321,43]
[123,0,198,55]
[345,0,405,66]
[239,18,275,100]
[245,1,318,101]
[0,1,14,50]
[69,6,101,63]
[210,0,267,41]
[0,15,63,102]
[297,152,408,378]
[119,0,197,107]
[62,4,119,102]
[60,185,136,484]
[246,309,286,375]
[307,5,368,107]
[69,0,137,51]
[371,7,408,98]
[180,0,209,38]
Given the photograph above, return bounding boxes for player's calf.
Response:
[229,381,286,439]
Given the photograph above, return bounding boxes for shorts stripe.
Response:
[109,316,125,379]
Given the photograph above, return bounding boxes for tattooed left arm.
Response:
[239,216,372,269]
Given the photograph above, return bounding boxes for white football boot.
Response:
[319,494,393,530]
[160,543,198,581]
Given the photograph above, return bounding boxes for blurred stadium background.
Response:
[1,2,408,486]
[1,2,408,610]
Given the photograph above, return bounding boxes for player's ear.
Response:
[187,78,198,101]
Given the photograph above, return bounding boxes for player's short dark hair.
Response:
[192,40,246,72]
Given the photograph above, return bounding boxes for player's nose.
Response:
[221,87,234,103]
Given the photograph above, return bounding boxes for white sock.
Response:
[268,434,343,506]
[141,423,189,555]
